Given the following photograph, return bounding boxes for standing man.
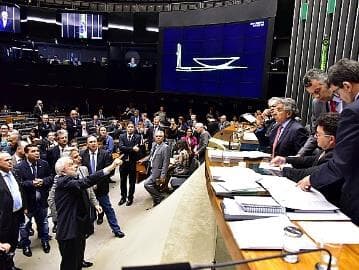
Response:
[298,59,359,225]
[194,123,211,163]
[66,110,81,141]
[144,130,170,207]
[80,136,125,237]
[15,144,53,257]
[33,100,44,121]
[47,129,69,173]
[55,156,122,270]
[118,122,141,206]
[0,152,24,270]
[298,69,343,156]
[0,10,12,32]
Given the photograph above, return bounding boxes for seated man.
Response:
[272,112,342,205]
[272,112,339,182]
[144,130,170,207]
[269,98,308,157]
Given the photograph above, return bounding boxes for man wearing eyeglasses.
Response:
[271,113,342,205]
[298,59,359,225]
[298,69,343,156]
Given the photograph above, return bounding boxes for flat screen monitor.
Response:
[0,4,21,33]
[160,19,270,99]
[61,13,102,39]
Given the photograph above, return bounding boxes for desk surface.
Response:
[206,126,359,269]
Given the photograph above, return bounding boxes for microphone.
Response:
[122,248,332,270]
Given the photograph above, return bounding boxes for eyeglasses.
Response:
[314,132,332,138]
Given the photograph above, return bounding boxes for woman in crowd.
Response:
[181,128,198,156]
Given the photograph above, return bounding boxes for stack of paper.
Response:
[258,175,339,212]
[210,166,266,196]
[228,216,316,249]
[242,132,258,141]
[241,113,257,124]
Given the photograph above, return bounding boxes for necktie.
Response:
[272,125,283,158]
[4,173,22,211]
[31,163,37,178]
[329,100,337,112]
[90,153,96,174]
[318,151,326,161]
[128,135,132,141]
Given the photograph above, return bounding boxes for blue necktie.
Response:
[31,163,37,178]
[90,153,96,174]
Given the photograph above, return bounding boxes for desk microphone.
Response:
[122,248,332,270]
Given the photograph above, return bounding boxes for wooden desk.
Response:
[205,130,359,269]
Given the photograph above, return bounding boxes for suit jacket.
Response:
[283,149,334,182]
[130,115,142,126]
[310,98,359,224]
[0,171,25,249]
[47,145,63,173]
[148,142,171,181]
[0,19,12,32]
[14,159,53,212]
[55,170,105,240]
[33,105,43,121]
[80,148,112,196]
[269,119,308,157]
[119,133,141,167]
[66,117,82,140]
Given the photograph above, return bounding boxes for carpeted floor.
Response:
[15,164,216,269]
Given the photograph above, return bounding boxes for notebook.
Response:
[235,196,286,214]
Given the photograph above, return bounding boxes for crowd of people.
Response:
[0,58,358,270]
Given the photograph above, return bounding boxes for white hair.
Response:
[154,130,164,137]
[55,156,72,175]
[195,122,204,128]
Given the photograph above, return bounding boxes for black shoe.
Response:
[52,223,57,233]
[118,198,126,206]
[17,242,23,249]
[82,260,94,268]
[114,231,125,238]
[29,228,34,236]
[11,266,22,270]
[96,217,103,225]
[42,241,50,253]
[109,179,116,183]
[126,200,133,206]
[23,246,32,257]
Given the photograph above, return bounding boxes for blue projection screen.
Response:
[160,19,269,98]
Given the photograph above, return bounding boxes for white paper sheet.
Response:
[228,216,316,249]
[298,221,359,244]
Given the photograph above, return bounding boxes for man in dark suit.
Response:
[297,69,343,156]
[272,113,339,182]
[33,100,43,122]
[144,130,171,207]
[80,136,125,237]
[47,129,69,173]
[55,156,122,270]
[0,152,24,270]
[0,11,12,32]
[38,114,55,139]
[66,110,81,141]
[130,110,142,127]
[15,144,53,257]
[269,98,308,157]
[298,59,359,225]
[118,122,141,206]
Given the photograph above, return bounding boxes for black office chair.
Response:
[169,157,200,190]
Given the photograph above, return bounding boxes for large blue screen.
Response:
[160,19,269,98]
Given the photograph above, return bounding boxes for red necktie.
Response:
[272,125,283,158]
[329,100,337,112]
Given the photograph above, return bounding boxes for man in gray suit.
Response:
[144,130,170,207]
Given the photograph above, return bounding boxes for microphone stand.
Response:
[192,248,332,270]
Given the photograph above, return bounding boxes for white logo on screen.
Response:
[175,43,248,72]
[250,21,265,28]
